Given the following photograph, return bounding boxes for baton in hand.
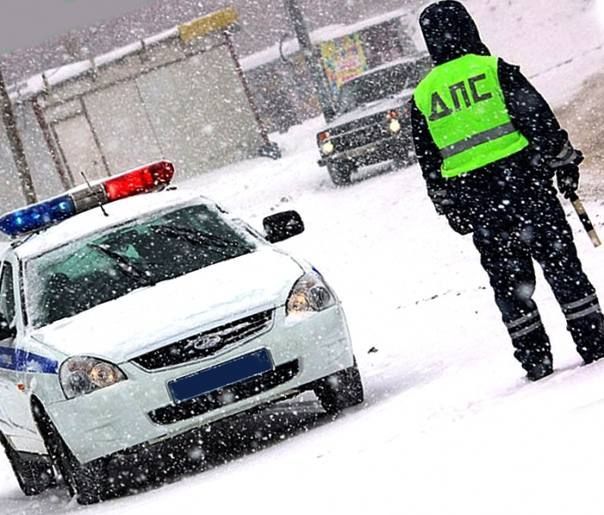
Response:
[568,192,601,248]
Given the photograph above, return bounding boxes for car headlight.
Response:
[321,141,335,155]
[389,119,402,133]
[287,271,336,316]
[60,357,127,399]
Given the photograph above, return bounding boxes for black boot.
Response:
[525,360,554,381]
[511,328,554,381]
[567,312,604,364]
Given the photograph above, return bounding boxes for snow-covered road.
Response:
[2,117,604,515]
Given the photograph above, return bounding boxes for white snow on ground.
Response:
[2,1,604,514]
[598,0,604,21]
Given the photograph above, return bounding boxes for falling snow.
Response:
[1,0,604,514]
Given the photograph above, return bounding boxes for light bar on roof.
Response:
[104,160,174,202]
[0,160,175,238]
[0,195,75,237]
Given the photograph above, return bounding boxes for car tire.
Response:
[32,401,107,505]
[327,161,355,186]
[0,432,56,496]
[314,359,364,416]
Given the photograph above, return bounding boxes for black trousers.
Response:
[470,183,604,370]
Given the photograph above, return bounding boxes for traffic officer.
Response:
[410,0,604,380]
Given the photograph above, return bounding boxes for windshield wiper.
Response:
[153,225,245,251]
[88,244,152,287]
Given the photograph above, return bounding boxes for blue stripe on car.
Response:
[0,347,58,374]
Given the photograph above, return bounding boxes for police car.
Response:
[0,161,363,504]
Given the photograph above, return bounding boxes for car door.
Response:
[0,256,22,438]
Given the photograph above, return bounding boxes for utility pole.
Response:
[0,66,37,205]
[283,0,335,121]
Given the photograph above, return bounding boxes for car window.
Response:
[335,63,421,115]
[0,262,16,326]
[25,203,258,328]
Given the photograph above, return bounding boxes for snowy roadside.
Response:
[558,69,604,199]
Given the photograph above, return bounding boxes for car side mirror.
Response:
[0,314,15,340]
[263,211,305,243]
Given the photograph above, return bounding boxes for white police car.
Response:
[0,161,363,504]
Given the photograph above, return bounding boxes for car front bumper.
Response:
[45,305,354,464]
[318,133,413,167]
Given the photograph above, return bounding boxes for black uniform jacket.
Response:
[411,1,571,217]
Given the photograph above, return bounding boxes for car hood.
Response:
[326,90,413,129]
[30,248,304,363]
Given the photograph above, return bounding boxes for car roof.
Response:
[338,56,426,93]
[11,188,212,260]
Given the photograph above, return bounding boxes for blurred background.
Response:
[0,0,601,210]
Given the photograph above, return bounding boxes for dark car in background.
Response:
[317,56,431,185]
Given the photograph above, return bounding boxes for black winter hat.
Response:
[419,1,491,65]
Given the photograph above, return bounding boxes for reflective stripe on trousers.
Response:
[505,311,543,340]
[562,294,602,322]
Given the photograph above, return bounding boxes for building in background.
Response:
[31,9,272,190]
[0,1,425,212]
[0,8,278,211]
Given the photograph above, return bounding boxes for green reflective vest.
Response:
[414,54,529,178]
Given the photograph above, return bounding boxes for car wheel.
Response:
[314,359,364,416]
[0,432,56,496]
[32,401,107,505]
[327,161,355,186]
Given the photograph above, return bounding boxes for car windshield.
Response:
[25,203,257,328]
[335,62,419,115]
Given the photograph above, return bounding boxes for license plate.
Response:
[168,349,273,404]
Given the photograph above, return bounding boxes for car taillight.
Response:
[387,110,399,120]
[318,131,330,142]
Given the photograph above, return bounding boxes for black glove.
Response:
[556,163,580,199]
[548,141,583,199]
[531,141,583,195]
[445,208,473,235]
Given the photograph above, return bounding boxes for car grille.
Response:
[131,310,275,371]
[332,123,392,152]
[148,359,299,425]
